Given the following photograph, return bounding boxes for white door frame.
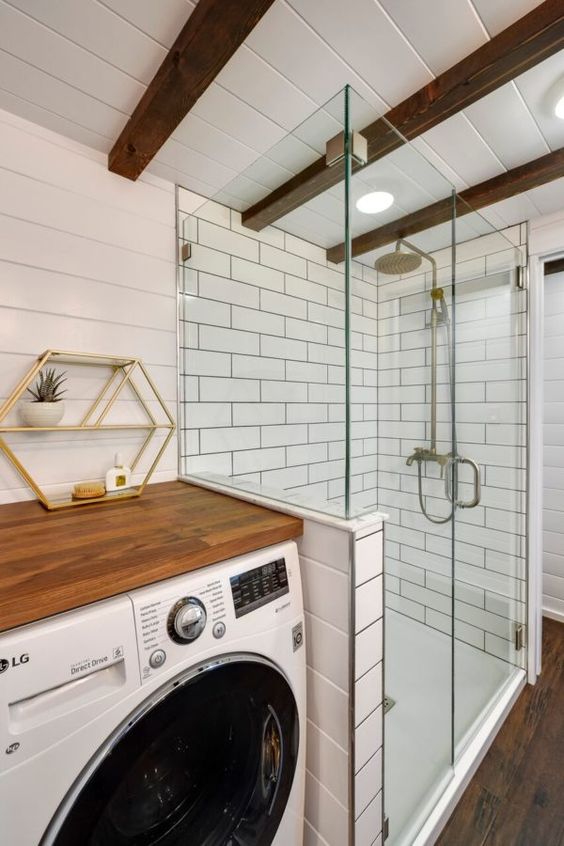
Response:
[528,211,564,683]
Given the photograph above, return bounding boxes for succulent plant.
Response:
[26,368,68,403]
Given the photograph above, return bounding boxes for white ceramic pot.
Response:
[21,401,65,427]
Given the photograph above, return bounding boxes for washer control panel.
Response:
[129,542,300,685]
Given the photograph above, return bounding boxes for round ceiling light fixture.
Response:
[355,191,394,214]
[555,94,564,120]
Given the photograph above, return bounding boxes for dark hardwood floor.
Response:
[436,617,564,846]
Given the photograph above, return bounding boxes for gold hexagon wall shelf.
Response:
[0,350,176,510]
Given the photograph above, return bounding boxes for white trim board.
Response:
[528,208,564,682]
[543,604,564,624]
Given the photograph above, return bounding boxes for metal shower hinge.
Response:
[180,242,191,263]
[515,623,525,652]
[325,131,368,167]
[383,816,390,841]
[384,695,396,714]
[516,265,527,289]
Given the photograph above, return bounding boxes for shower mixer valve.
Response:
[406,447,481,523]
[405,447,451,477]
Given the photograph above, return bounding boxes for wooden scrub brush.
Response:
[72,481,106,499]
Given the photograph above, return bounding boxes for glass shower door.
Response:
[345,86,459,844]
[451,218,528,755]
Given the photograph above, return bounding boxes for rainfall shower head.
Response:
[374,243,423,276]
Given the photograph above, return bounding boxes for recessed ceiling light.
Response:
[555,94,564,120]
[356,191,394,214]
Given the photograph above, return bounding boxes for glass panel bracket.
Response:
[326,131,367,167]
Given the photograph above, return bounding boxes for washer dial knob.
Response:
[168,597,207,643]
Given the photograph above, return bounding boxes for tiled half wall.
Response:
[298,519,384,846]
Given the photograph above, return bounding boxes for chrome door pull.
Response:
[444,456,481,508]
[456,457,481,508]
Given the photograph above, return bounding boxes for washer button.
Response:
[149,649,166,669]
[213,621,226,639]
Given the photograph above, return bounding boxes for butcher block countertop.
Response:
[0,481,303,633]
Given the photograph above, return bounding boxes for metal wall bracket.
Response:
[180,242,191,263]
[325,131,368,167]
[515,623,525,651]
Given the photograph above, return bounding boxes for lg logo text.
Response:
[0,654,30,674]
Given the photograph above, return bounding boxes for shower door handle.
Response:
[456,457,481,509]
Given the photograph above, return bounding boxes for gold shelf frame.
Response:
[0,350,176,510]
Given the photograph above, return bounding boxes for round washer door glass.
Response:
[44,658,299,846]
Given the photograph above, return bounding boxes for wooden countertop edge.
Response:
[0,482,303,634]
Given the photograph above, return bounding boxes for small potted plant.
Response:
[21,368,68,427]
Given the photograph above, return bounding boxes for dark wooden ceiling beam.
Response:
[109,0,276,180]
[545,257,564,275]
[326,147,564,264]
[242,0,564,231]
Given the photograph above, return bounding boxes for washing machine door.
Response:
[42,655,299,846]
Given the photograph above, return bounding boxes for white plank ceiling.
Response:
[0,0,563,248]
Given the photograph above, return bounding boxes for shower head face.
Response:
[374,249,422,276]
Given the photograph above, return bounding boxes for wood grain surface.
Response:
[437,617,564,846]
[0,481,303,632]
[109,0,276,180]
[327,146,564,263]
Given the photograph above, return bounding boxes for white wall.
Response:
[0,108,178,503]
[543,270,564,622]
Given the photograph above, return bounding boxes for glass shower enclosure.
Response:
[177,85,528,845]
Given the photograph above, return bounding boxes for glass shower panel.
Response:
[178,90,351,519]
[451,207,528,754]
[375,216,458,846]
[343,86,459,845]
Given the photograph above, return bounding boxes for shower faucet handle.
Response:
[406,447,451,470]
[405,447,426,466]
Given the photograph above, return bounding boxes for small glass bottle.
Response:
[105,452,132,492]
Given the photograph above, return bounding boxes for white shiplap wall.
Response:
[0,108,178,503]
[543,270,564,622]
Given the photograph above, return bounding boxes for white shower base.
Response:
[384,609,521,846]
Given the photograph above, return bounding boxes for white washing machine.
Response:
[0,541,305,846]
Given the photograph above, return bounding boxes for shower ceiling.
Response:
[0,0,562,227]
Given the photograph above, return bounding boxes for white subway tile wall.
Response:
[178,188,378,516]
[179,187,527,662]
[378,224,528,666]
